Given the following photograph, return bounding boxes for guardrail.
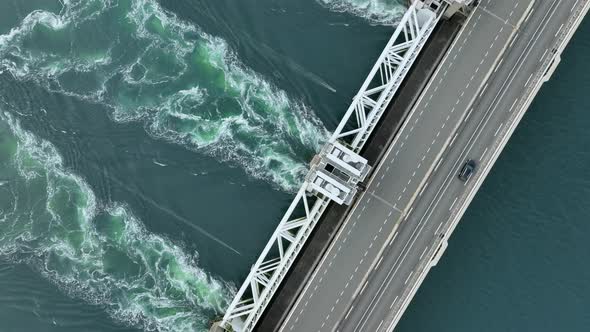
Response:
[386,1,590,331]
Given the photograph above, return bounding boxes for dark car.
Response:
[458,159,476,181]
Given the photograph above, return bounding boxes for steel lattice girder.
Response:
[221,187,329,330]
[220,2,443,331]
[331,3,438,151]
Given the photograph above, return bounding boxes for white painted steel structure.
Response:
[330,3,437,150]
[305,141,371,205]
[220,2,445,331]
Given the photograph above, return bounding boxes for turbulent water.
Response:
[1,0,589,332]
[0,111,233,331]
[0,0,388,331]
[318,0,407,24]
[0,0,328,192]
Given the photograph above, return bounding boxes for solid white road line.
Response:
[371,3,562,331]
[338,2,555,332]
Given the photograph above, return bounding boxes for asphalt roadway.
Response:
[278,0,584,331]
[340,0,588,331]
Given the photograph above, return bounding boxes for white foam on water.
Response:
[318,0,407,25]
[0,0,329,192]
[0,112,235,331]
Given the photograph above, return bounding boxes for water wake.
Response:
[318,0,407,25]
[0,0,329,191]
[0,112,234,331]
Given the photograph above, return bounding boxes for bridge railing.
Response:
[220,2,445,331]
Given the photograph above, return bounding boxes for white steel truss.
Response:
[220,2,444,331]
[330,2,439,151]
[305,141,371,205]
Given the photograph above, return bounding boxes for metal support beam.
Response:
[329,2,439,152]
[219,2,444,331]
[305,140,370,205]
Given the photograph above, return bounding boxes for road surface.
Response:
[278,0,534,331]
[338,0,588,331]
[278,0,587,331]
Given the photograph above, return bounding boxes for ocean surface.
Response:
[0,0,587,332]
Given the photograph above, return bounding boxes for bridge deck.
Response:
[253,15,463,332]
[348,1,590,330]
[273,0,590,331]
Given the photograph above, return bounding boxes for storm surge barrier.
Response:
[220,2,448,331]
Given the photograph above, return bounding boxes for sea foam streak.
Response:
[0,0,328,191]
[0,112,234,331]
[318,0,407,24]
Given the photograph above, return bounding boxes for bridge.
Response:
[214,0,590,331]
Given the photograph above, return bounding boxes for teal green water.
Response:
[0,0,391,331]
[397,20,590,331]
[0,0,589,331]
[0,0,328,192]
[0,112,231,331]
[318,0,406,24]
